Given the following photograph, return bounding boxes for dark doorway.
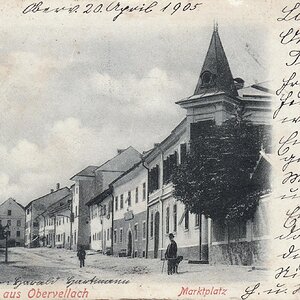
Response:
[127,230,132,257]
[154,212,160,258]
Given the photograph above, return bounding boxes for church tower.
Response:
[176,25,240,129]
[177,25,272,131]
[194,24,237,97]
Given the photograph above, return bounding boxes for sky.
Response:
[0,0,270,205]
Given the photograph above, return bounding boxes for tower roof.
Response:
[194,26,237,97]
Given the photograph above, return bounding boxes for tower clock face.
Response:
[201,71,215,86]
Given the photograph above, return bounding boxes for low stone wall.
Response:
[209,239,269,265]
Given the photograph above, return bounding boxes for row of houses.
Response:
[23,27,273,265]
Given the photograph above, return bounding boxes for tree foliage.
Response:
[172,116,271,224]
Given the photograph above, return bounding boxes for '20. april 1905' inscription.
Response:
[22,1,203,21]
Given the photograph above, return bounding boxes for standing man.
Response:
[77,245,86,268]
[165,233,177,275]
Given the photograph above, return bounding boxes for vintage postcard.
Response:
[0,0,299,299]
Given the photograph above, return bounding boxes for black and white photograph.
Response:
[0,0,299,299]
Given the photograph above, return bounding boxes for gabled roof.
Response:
[25,187,70,209]
[86,187,112,206]
[70,165,98,180]
[0,198,25,211]
[194,26,237,97]
[95,146,141,172]
[109,160,145,187]
[238,81,274,99]
[42,194,72,217]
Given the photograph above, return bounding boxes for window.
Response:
[27,209,30,215]
[135,187,139,203]
[104,230,106,241]
[142,221,146,239]
[7,220,11,226]
[115,196,118,211]
[166,207,170,234]
[127,191,131,206]
[184,208,189,230]
[114,230,117,243]
[74,231,77,244]
[120,195,124,209]
[163,152,178,184]
[75,206,78,217]
[149,165,160,193]
[107,228,110,240]
[150,212,154,238]
[16,231,20,237]
[120,228,123,243]
[134,224,138,241]
[103,205,107,216]
[142,182,146,201]
[195,214,200,227]
[7,210,11,216]
[76,186,79,194]
[173,205,177,232]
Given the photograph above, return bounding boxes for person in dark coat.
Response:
[165,233,177,275]
[77,245,86,268]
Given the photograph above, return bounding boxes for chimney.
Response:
[117,149,126,154]
[234,78,245,90]
[154,143,160,148]
[56,183,60,190]
[50,189,54,193]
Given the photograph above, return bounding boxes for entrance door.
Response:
[127,231,132,257]
[154,212,160,258]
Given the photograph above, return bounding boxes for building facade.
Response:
[74,146,142,250]
[88,190,113,254]
[0,198,25,247]
[145,120,210,261]
[111,162,148,258]
[144,26,272,264]
[25,185,71,248]
[37,192,72,249]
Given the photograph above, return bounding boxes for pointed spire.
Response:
[194,26,237,97]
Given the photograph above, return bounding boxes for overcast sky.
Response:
[0,0,270,205]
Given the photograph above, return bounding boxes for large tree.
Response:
[172,115,271,224]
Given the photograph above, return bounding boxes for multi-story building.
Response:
[38,213,55,248]
[111,161,148,258]
[145,120,207,260]
[37,192,72,249]
[73,146,142,250]
[25,184,71,248]
[144,26,272,264]
[0,198,25,247]
[88,189,113,254]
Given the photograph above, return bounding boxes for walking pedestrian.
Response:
[165,233,177,275]
[77,245,86,268]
